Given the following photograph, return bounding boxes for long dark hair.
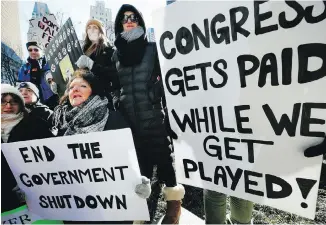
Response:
[59,69,102,105]
[83,31,108,57]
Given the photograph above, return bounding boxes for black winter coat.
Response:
[26,102,53,128]
[112,43,169,155]
[1,114,54,213]
[89,46,120,109]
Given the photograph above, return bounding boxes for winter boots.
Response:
[161,184,185,224]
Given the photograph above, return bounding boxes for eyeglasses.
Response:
[122,14,139,24]
[28,48,39,52]
[1,101,19,106]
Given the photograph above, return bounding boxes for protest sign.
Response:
[2,205,42,224]
[44,18,83,96]
[1,129,150,221]
[1,205,63,224]
[152,0,326,219]
[27,14,59,49]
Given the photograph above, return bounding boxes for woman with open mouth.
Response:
[51,69,151,224]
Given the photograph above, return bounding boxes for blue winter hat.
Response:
[18,82,40,99]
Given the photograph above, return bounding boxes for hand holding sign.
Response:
[76,55,94,70]
[135,176,151,199]
[304,138,326,157]
[12,185,27,204]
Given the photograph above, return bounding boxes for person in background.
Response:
[45,72,59,99]
[204,190,253,224]
[75,19,119,110]
[1,84,53,213]
[17,82,53,127]
[112,4,184,224]
[18,41,58,110]
[52,69,151,224]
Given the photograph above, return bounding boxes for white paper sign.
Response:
[152,1,326,219]
[2,129,150,221]
[27,14,59,49]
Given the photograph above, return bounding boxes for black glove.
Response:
[111,90,120,111]
[113,98,120,111]
[164,108,178,140]
[304,138,326,157]
[12,185,26,203]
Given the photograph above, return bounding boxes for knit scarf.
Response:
[114,27,147,67]
[1,113,24,143]
[53,95,109,136]
[121,26,145,43]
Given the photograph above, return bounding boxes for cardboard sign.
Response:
[2,129,150,221]
[152,1,326,219]
[44,18,83,96]
[27,14,59,49]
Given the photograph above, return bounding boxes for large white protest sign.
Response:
[152,1,326,219]
[2,129,150,221]
[27,14,59,49]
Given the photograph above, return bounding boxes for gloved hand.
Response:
[12,185,26,203]
[304,138,326,157]
[135,176,151,199]
[76,55,94,70]
[111,90,120,111]
[164,108,178,140]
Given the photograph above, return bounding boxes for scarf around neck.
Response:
[121,26,145,43]
[53,95,109,136]
[114,26,147,67]
[1,113,24,143]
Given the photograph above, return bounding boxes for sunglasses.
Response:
[28,48,39,52]
[1,100,19,106]
[122,14,139,24]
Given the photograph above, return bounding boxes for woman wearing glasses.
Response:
[1,84,54,213]
[75,19,118,110]
[112,5,185,224]
[18,42,58,110]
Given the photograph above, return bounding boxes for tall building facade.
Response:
[147,28,155,42]
[31,2,51,19]
[90,1,114,45]
[1,1,23,85]
[167,0,176,5]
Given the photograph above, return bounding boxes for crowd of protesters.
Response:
[1,4,325,224]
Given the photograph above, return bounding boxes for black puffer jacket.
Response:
[112,4,169,155]
[1,114,54,213]
[112,43,168,154]
[89,46,120,109]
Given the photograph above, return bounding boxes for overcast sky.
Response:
[18,0,166,59]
